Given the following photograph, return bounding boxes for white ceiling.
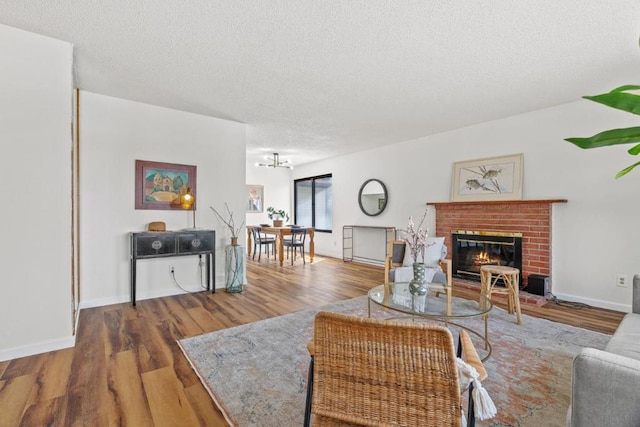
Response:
[2,1,640,167]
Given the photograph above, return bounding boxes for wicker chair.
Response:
[304,311,488,427]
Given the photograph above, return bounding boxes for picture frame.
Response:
[246,184,264,212]
[135,160,197,210]
[451,153,523,201]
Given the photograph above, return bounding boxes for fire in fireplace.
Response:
[451,230,522,283]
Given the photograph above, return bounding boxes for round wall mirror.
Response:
[358,179,388,216]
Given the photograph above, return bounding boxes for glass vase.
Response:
[225,243,244,293]
[409,262,429,296]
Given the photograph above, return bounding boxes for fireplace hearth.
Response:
[452,230,522,284]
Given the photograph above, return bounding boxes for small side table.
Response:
[480,265,522,325]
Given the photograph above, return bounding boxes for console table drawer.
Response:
[135,233,176,257]
[177,231,214,254]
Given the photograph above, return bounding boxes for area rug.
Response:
[178,296,609,426]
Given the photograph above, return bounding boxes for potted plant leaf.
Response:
[565,85,640,178]
[266,206,290,227]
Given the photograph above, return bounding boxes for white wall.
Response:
[294,101,640,312]
[79,91,246,307]
[0,25,73,360]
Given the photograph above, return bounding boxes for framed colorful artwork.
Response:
[135,160,197,210]
[246,184,264,212]
[451,153,523,201]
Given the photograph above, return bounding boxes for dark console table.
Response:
[130,230,216,305]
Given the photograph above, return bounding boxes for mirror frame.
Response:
[358,178,388,216]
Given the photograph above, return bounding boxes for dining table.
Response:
[247,225,315,266]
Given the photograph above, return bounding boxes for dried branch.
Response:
[210,203,245,238]
[398,208,430,264]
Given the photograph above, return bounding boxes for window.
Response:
[294,174,332,232]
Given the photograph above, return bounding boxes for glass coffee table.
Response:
[368,282,493,361]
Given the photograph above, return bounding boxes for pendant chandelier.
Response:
[257,153,292,169]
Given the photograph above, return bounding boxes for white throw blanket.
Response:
[393,266,438,283]
[457,358,497,426]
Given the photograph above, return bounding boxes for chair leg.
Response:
[512,274,522,325]
[458,331,475,424]
[467,381,476,427]
[304,357,314,427]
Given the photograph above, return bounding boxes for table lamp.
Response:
[180,187,196,229]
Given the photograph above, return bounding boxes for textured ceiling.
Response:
[2,1,640,167]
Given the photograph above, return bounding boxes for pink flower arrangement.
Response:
[399,208,430,264]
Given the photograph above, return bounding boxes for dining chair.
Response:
[304,311,492,427]
[250,226,276,261]
[283,227,307,264]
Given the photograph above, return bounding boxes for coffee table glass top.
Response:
[368,283,492,318]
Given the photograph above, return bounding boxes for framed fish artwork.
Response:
[451,153,523,201]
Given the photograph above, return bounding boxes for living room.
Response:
[2,0,639,359]
[1,2,640,424]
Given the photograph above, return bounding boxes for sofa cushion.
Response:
[604,313,640,361]
[568,347,640,427]
[633,274,640,314]
[567,312,640,427]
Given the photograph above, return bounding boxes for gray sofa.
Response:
[567,274,640,427]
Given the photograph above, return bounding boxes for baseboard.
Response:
[79,295,131,309]
[343,258,386,267]
[1,286,221,361]
[79,284,222,310]
[551,292,631,313]
[0,335,76,363]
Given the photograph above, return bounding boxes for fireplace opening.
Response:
[451,230,522,284]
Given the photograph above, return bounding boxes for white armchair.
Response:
[384,238,453,311]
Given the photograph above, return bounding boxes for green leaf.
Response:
[565,83,640,178]
[584,89,640,116]
[611,85,640,92]
[615,160,640,178]
[610,85,640,93]
[565,126,640,149]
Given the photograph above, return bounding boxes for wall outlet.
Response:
[170,266,175,274]
[617,274,628,287]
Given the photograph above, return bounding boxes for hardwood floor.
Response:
[0,255,625,426]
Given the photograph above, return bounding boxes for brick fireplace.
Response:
[429,199,566,294]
